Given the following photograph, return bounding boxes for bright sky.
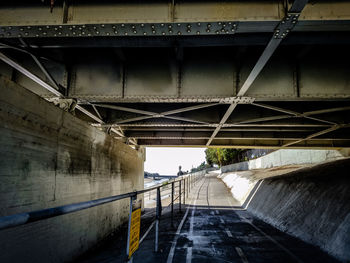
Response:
[144,147,206,175]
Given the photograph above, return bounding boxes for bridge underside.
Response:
[1,0,350,148]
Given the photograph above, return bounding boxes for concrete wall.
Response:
[221,149,345,173]
[220,161,249,173]
[247,159,350,262]
[0,77,144,262]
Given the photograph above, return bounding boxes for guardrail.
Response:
[0,171,204,262]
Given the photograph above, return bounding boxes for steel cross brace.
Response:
[94,103,220,125]
[251,103,345,125]
[0,51,125,139]
[282,124,350,147]
[206,0,309,146]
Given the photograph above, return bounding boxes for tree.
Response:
[205,148,243,167]
[190,161,209,173]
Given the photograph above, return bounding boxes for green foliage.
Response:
[190,161,210,173]
[205,148,243,167]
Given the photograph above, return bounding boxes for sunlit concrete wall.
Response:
[0,77,144,263]
[221,149,345,173]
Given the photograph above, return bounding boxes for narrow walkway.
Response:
[76,173,338,263]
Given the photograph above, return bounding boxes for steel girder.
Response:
[1,1,350,35]
[206,0,309,146]
[1,46,349,101]
[1,1,350,148]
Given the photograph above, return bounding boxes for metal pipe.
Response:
[0,176,187,231]
[179,180,182,212]
[183,179,186,204]
[0,192,136,230]
[155,219,159,253]
[171,182,174,226]
[155,187,161,252]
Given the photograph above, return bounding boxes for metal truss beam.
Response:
[0,1,348,38]
[0,51,124,138]
[125,131,350,141]
[125,127,315,132]
[1,20,350,39]
[282,124,350,147]
[252,103,338,125]
[138,139,350,149]
[206,0,308,146]
[18,38,62,93]
[96,123,331,128]
[95,103,218,125]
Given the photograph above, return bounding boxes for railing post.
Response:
[187,177,189,196]
[171,182,174,226]
[183,179,186,204]
[179,180,182,212]
[155,187,161,252]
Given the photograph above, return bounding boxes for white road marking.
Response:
[225,228,233,237]
[235,247,249,263]
[139,221,155,244]
[186,247,193,263]
[186,182,199,263]
[220,218,225,224]
[167,178,205,263]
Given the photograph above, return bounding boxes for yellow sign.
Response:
[129,202,141,258]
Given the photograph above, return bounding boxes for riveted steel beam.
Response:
[0,22,239,38]
[1,1,349,34]
[125,130,350,141]
[124,127,315,132]
[95,122,331,128]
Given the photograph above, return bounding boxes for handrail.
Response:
[0,175,189,231]
[0,171,204,261]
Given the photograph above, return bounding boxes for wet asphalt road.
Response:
[76,173,339,263]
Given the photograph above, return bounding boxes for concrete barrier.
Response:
[0,77,144,262]
[219,157,350,262]
[220,162,249,173]
[221,149,345,173]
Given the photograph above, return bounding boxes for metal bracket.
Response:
[218,96,255,104]
[274,12,300,39]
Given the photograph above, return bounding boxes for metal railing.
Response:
[0,171,203,261]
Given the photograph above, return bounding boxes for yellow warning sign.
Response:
[128,201,141,258]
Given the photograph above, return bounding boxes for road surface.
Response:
[76,173,338,263]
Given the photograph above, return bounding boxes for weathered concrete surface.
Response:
[0,77,144,262]
[227,159,350,262]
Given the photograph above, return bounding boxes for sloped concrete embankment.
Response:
[221,159,350,262]
[247,159,350,262]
